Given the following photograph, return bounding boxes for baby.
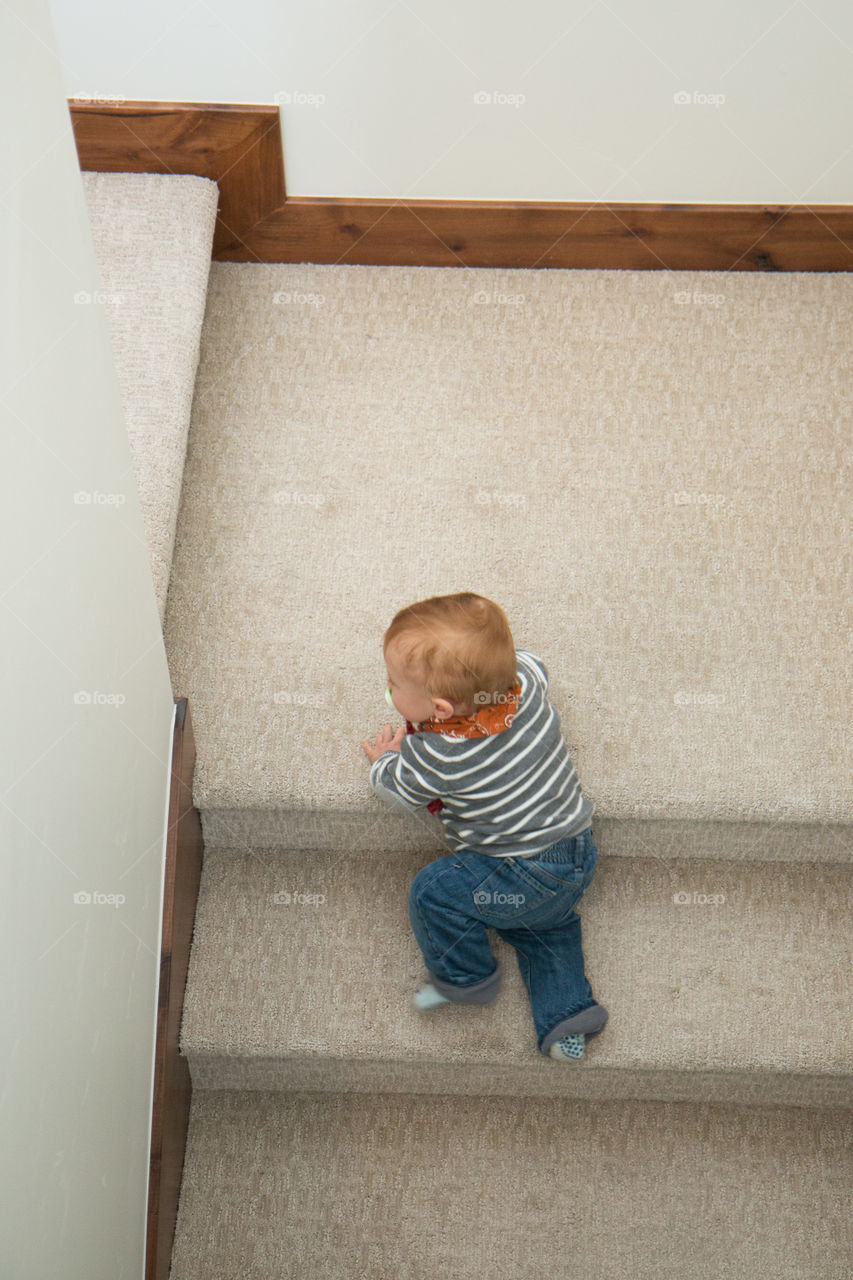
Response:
[362,591,608,1061]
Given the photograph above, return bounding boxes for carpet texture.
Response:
[179,845,853,1107]
[163,263,852,858]
[82,182,853,1278]
[82,171,218,623]
[169,1089,853,1280]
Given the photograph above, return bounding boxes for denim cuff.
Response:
[539,1002,609,1055]
[427,963,502,1004]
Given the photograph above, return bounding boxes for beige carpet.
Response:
[169,1090,853,1279]
[179,845,853,1107]
[79,182,852,1277]
[82,171,218,624]
[163,263,852,858]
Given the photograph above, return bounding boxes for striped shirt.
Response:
[369,650,593,857]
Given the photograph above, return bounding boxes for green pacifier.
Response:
[385,686,396,711]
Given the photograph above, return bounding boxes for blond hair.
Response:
[383,593,517,713]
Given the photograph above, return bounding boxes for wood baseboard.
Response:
[216,196,853,270]
[69,100,284,258]
[146,697,203,1280]
[69,99,853,270]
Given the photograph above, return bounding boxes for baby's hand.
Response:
[362,723,406,764]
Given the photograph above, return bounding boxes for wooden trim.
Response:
[146,697,204,1280]
[68,100,285,258]
[69,99,853,269]
[224,198,853,270]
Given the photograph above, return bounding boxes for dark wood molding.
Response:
[69,99,853,270]
[68,99,285,258]
[225,197,853,271]
[146,697,204,1280]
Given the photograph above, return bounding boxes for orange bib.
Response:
[408,681,521,740]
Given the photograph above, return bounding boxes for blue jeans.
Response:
[408,826,603,1055]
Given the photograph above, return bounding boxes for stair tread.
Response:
[181,846,853,1094]
[169,1088,853,1280]
[163,263,853,858]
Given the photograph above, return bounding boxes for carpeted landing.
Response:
[163,263,852,856]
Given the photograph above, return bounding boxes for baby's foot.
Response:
[549,1033,586,1060]
[413,982,451,1010]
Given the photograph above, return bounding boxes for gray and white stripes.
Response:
[370,650,593,857]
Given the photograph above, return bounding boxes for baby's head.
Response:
[383,592,517,723]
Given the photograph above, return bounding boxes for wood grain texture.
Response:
[69,100,853,270]
[146,698,203,1280]
[218,197,853,270]
[69,100,285,256]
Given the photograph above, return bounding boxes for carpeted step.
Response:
[163,262,852,861]
[169,1088,853,1279]
[179,845,853,1108]
[82,171,219,625]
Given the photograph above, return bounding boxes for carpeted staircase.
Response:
[84,172,853,1278]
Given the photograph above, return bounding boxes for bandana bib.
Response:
[402,681,521,814]
[406,681,522,740]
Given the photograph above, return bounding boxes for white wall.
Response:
[47,0,853,202]
[0,3,175,1277]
